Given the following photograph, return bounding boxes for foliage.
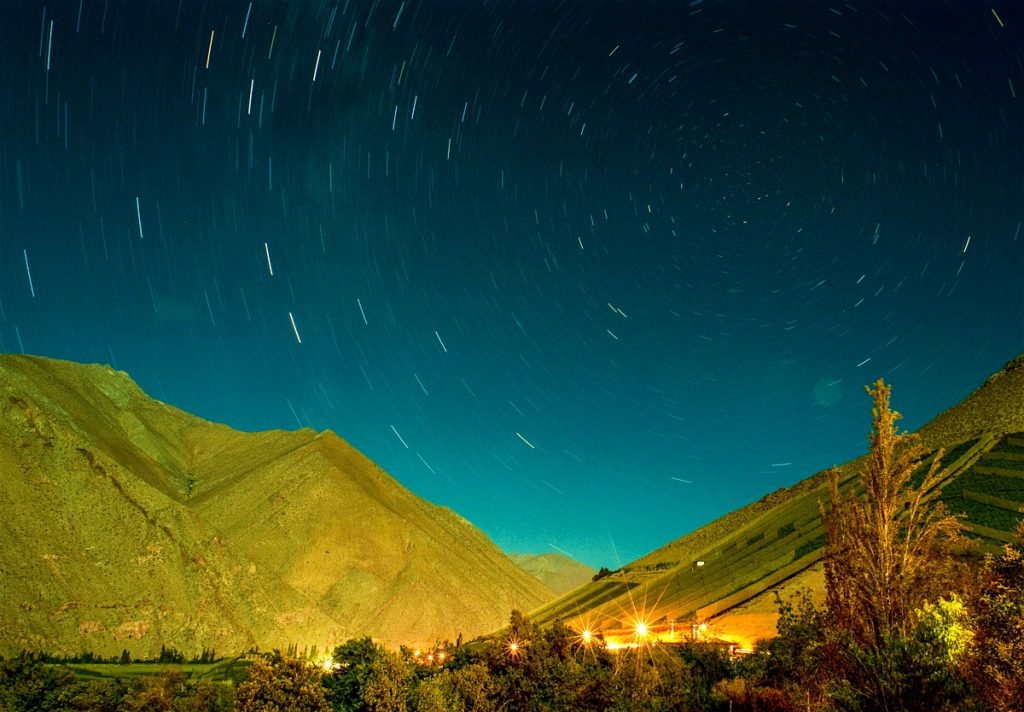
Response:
[0,654,236,712]
[824,626,971,712]
[674,643,734,711]
[409,671,458,712]
[915,594,973,664]
[235,654,330,712]
[793,534,825,559]
[721,382,983,711]
[822,379,962,648]
[763,590,829,702]
[72,677,134,712]
[446,663,494,712]
[969,522,1024,711]
[119,669,233,711]
[324,636,382,711]
[363,649,410,712]
[0,653,79,711]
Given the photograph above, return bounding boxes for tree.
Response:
[324,636,382,711]
[0,654,79,711]
[363,649,411,712]
[969,522,1024,711]
[821,379,961,648]
[72,677,133,712]
[411,672,460,712]
[448,663,495,712]
[235,655,330,712]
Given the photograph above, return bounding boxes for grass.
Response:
[1004,437,1024,450]
[794,534,825,559]
[585,488,827,625]
[965,492,1024,514]
[58,658,251,683]
[956,498,1024,532]
[981,458,1024,469]
[963,471,1024,497]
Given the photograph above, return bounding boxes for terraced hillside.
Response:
[940,433,1024,543]
[526,355,1024,647]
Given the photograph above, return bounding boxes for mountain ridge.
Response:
[0,353,554,657]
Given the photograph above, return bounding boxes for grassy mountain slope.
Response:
[526,355,1024,647]
[0,355,553,657]
[509,553,597,596]
[193,431,554,645]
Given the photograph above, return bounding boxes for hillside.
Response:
[0,354,553,658]
[525,355,1024,649]
[509,553,596,596]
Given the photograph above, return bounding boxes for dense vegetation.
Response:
[2,556,1023,712]
[3,379,1023,710]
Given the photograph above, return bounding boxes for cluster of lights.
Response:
[412,648,448,666]
[577,610,722,650]
[294,605,743,678]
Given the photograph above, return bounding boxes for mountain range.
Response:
[0,354,554,657]
[4,352,1021,658]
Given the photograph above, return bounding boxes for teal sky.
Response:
[1,1,1021,568]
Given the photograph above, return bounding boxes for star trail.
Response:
[1,1,1021,567]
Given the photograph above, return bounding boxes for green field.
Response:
[58,658,251,684]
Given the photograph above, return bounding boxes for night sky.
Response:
[1,1,1021,568]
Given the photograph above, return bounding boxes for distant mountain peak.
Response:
[509,552,596,596]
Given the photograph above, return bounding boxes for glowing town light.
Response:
[506,637,525,659]
[581,629,593,644]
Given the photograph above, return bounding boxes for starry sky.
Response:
[1,1,1021,568]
